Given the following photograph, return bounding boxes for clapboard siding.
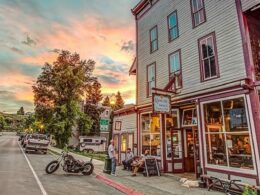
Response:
[113,113,137,132]
[241,0,260,11]
[137,0,246,105]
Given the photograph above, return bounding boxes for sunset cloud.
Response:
[0,0,138,113]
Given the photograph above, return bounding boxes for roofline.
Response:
[114,105,136,115]
[129,57,137,75]
[131,0,150,16]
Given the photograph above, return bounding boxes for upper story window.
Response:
[191,0,206,27]
[150,26,158,53]
[168,11,179,41]
[198,32,219,81]
[147,63,156,97]
[169,50,182,89]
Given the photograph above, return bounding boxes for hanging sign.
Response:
[152,94,171,114]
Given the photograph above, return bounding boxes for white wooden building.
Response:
[130,0,260,185]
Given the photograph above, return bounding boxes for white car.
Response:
[24,134,49,154]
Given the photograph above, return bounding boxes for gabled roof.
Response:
[129,57,137,75]
[131,0,151,16]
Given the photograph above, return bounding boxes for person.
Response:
[108,139,116,176]
[122,148,134,170]
[131,149,150,176]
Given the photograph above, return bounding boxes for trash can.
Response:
[103,155,111,174]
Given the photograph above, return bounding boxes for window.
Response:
[121,134,127,152]
[115,121,121,130]
[199,32,219,81]
[150,26,158,53]
[168,11,179,41]
[105,110,109,116]
[147,63,156,97]
[203,97,254,170]
[141,113,161,156]
[191,0,206,27]
[182,109,197,126]
[169,50,182,90]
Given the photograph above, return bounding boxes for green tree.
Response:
[85,79,103,105]
[33,50,95,148]
[77,112,93,136]
[114,91,124,111]
[17,107,25,115]
[102,96,111,107]
[0,115,6,131]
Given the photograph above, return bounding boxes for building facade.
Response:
[131,0,260,185]
[112,104,137,164]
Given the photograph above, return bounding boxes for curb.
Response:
[96,174,143,195]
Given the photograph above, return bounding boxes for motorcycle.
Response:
[45,147,94,175]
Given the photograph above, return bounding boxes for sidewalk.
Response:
[48,147,222,195]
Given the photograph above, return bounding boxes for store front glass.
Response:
[203,97,254,170]
[141,113,161,156]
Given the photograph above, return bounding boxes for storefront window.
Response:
[166,109,180,159]
[141,113,161,156]
[182,109,197,126]
[121,134,127,152]
[203,97,254,170]
[128,134,133,151]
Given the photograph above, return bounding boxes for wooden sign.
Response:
[152,94,171,114]
[144,158,160,177]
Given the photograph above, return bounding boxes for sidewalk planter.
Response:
[103,155,111,174]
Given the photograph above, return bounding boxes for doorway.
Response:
[183,127,200,176]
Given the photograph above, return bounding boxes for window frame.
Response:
[201,95,256,174]
[168,49,182,90]
[115,121,122,131]
[198,32,220,82]
[190,0,206,28]
[146,62,156,97]
[167,10,179,42]
[149,25,158,53]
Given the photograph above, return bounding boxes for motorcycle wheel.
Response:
[45,160,60,174]
[82,162,94,175]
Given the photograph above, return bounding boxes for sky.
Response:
[0,0,139,113]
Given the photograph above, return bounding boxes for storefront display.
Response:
[182,109,197,126]
[141,113,161,156]
[203,97,254,170]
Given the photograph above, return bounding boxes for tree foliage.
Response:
[33,51,95,148]
[102,96,110,107]
[85,80,103,105]
[17,107,25,115]
[0,115,6,131]
[114,91,124,111]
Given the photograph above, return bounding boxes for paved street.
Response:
[0,133,123,195]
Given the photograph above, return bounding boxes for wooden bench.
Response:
[200,174,260,195]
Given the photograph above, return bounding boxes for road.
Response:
[0,133,123,195]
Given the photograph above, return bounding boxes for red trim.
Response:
[146,62,156,98]
[190,0,207,29]
[168,49,183,90]
[198,32,220,82]
[135,15,139,106]
[161,114,167,172]
[205,167,258,180]
[167,10,179,43]
[132,0,159,20]
[149,25,158,54]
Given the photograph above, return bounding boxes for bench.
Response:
[200,174,260,195]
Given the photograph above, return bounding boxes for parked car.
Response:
[79,136,106,153]
[21,133,29,146]
[24,134,49,154]
[18,132,26,141]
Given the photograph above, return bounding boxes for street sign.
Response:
[152,94,171,114]
[100,119,109,131]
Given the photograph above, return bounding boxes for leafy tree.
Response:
[85,79,103,105]
[114,91,124,111]
[77,112,93,136]
[33,50,95,148]
[17,107,25,115]
[84,104,104,136]
[102,96,111,107]
[0,115,6,131]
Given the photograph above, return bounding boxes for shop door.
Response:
[184,129,195,172]
[171,129,184,173]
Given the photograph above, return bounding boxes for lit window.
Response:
[168,11,179,41]
[191,0,206,27]
[150,26,158,53]
[203,97,254,170]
